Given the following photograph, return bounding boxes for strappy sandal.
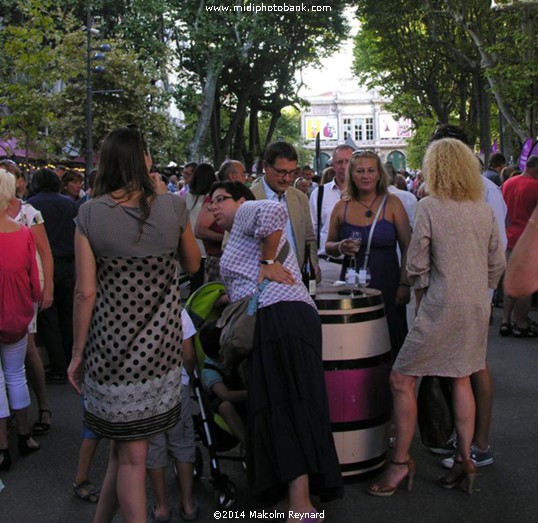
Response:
[367,458,416,497]
[33,409,52,435]
[18,433,40,455]
[499,322,512,336]
[73,480,100,502]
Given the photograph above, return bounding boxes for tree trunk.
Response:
[263,109,281,149]
[218,87,252,164]
[477,74,491,163]
[450,13,529,142]
[245,104,260,173]
[210,93,222,167]
[188,57,223,161]
[232,119,244,162]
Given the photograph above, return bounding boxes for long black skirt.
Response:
[247,301,343,504]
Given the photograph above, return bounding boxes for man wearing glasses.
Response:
[250,141,319,277]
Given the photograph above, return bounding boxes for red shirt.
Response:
[0,225,41,344]
[502,175,538,249]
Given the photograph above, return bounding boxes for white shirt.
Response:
[482,176,507,250]
[181,309,196,386]
[309,180,344,255]
[388,185,418,227]
[261,177,298,257]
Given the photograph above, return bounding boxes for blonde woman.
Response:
[5,161,54,435]
[0,168,42,470]
[368,138,505,497]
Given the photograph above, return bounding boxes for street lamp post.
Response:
[85,1,112,178]
[85,1,93,179]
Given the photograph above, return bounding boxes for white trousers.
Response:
[0,335,30,418]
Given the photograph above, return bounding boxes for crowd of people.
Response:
[0,123,536,522]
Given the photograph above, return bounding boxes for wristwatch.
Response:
[260,259,276,265]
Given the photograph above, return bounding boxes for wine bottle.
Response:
[301,243,317,296]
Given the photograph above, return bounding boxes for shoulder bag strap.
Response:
[363,194,388,270]
[316,185,324,248]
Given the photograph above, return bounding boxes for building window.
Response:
[343,118,352,140]
[354,118,363,141]
[343,116,375,142]
[365,118,374,141]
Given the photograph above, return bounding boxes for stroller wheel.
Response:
[215,478,236,508]
[193,446,203,479]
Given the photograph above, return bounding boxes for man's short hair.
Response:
[263,141,298,165]
[332,144,355,158]
[526,156,538,170]
[488,152,506,169]
[217,160,237,181]
[429,124,470,146]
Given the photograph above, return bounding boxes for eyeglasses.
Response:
[209,194,233,210]
[268,165,298,178]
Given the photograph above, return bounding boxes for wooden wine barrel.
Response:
[316,289,392,480]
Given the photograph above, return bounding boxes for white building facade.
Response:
[301,77,412,172]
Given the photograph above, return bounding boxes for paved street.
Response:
[1,307,537,523]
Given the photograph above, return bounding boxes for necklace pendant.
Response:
[365,210,373,218]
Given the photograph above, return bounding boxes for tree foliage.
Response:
[1,0,355,169]
[0,0,77,160]
[167,0,352,166]
[0,0,178,165]
[353,0,537,161]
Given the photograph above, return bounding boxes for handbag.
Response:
[217,241,290,367]
[417,376,454,449]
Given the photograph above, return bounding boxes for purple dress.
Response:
[339,198,407,354]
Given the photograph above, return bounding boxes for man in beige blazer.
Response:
[251,141,319,277]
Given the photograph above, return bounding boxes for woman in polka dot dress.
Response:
[67,127,201,522]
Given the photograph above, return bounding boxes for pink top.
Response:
[0,225,41,344]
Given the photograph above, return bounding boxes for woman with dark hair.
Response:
[210,180,342,522]
[61,169,84,202]
[28,168,78,383]
[67,126,201,522]
[186,163,216,293]
[0,160,27,199]
[325,151,411,355]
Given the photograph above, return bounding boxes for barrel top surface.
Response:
[315,288,383,310]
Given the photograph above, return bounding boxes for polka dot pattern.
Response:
[83,252,184,439]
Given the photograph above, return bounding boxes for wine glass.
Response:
[348,231,362,254]
[345,255,358,295]
[357,267,371,289]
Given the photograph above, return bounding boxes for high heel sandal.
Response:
[0,448,11,471]
[438,458,476,494]
[367,458,416,497]
[18,433,41,456]
[32,409,52,435]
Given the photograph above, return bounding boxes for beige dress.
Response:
[394,196,505,378]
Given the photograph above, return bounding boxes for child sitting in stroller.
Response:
[199,321,247,444]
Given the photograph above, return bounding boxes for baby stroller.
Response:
[184,281,246,508]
